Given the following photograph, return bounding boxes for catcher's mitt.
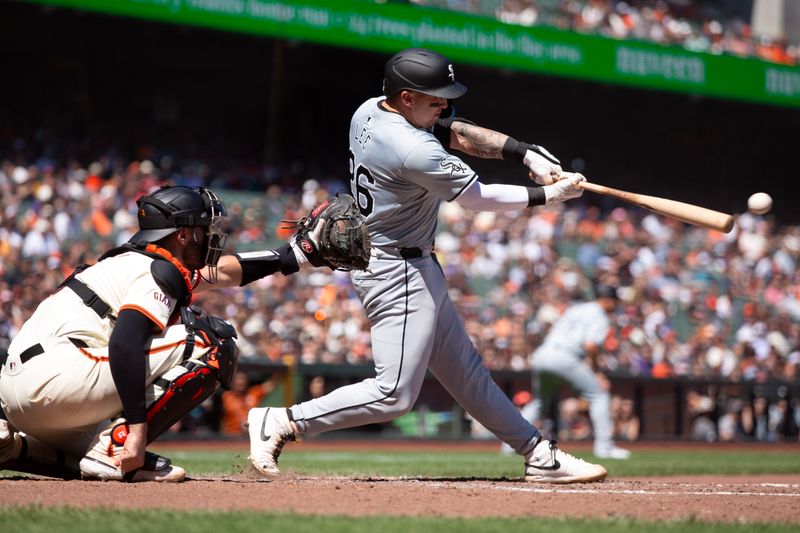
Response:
[283,193,371,271]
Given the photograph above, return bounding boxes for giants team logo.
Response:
[448,64,455,83]
[440,157,468,176]
[153,291,171,308]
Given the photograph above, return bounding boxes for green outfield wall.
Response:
[22,0,800,108]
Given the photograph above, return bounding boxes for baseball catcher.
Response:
[282,193,371,271]
[0,186,240,482]
[0,185,365,483]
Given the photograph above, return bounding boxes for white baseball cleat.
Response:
[524,439,607,483]
[247,407,297,477]
[79,451,186,482]
[594,445,631,460]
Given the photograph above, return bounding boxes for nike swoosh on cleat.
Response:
[527,460,561,471]
[260,408,271,442]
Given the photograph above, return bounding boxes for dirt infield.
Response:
[1,441,799,524]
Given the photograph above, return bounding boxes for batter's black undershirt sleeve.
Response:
[109,309,159,424]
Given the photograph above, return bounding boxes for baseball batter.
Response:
[249,48,608,483]
[0,185,341,481]
[524,284,631,459]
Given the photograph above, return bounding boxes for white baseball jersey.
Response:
[349,96,478,248]
[1,250,191,456]
[536,302,610,361]
[9,251,178,353]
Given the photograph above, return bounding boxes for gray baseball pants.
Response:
[290,252,540,454]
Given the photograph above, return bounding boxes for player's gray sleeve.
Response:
[402,138,477,202]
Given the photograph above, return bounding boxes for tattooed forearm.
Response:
[450,121,508,160]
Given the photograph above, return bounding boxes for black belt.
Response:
[399,247,423,259]
[12,338,87,367]
[19,343,44,364]
[64,277,114,320]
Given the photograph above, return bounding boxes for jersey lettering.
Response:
[354,117,373,151]
[349,150,375,217]
[153,291,172,309]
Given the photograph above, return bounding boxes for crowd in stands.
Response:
[1,154,798,441]
[407,0,799,65]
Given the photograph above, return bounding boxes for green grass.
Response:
[153,447,800,479]
[1,507,798,533]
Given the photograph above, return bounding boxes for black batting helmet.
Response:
[383,48,467,99]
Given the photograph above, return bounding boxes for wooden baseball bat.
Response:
[577,181,735,233]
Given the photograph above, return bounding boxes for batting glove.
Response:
[543,172,585,205]
[524,144,562,185]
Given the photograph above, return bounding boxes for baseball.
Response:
[747,192,772,215]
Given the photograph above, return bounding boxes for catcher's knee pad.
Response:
[180,306,239,389]
[145,361,219,443]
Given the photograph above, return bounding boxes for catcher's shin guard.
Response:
[79,361,217,481]
[146,360,219,443]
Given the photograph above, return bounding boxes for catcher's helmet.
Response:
[131,185,228,280]
[383,48,467,99]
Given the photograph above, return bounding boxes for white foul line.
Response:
[414,480,800,498]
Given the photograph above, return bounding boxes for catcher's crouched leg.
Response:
[0,418,80,479]
[79,362,219,482]
[80,308,238,482]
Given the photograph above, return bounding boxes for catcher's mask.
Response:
[131,185,228,283]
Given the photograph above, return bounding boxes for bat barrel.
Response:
[577,181,735,233]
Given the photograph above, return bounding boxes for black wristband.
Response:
[527,187,546,207]
[502,138,532,162]
[236,243,299,286]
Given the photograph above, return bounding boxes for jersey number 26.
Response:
[349,150,374,217]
